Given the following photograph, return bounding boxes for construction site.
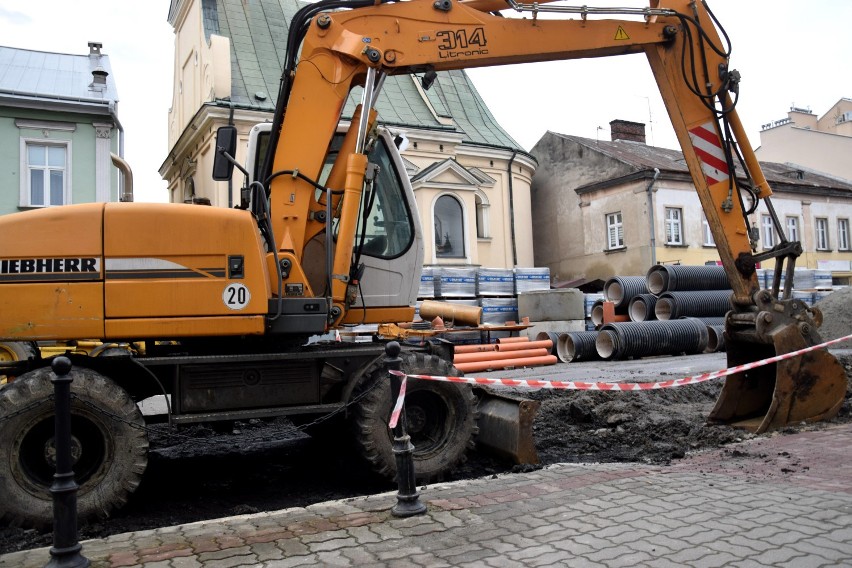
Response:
[2,0,852,564]
[2,276,851,556]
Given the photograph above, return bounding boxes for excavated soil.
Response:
[2,351,851,555]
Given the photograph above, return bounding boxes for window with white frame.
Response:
[606,212,624,250]
[23,142,68,207]
[475,192,489,239]
[786,216,799,242]
[434,195,465,258]
[815,217,830,250]
[838,219,850,251]
[664,207,683,245]
[761,214,776,248]
[701,215,715,246]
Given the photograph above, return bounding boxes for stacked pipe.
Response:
[654,290,732,320]
[596,276,644,324]
[556,331,601,363]
[595,319,709,360]
[453,336,556,372]
[627,293,659,322]
[574,265,736,361]
[645,264,731,295]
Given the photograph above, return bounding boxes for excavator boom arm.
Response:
[270,0,845,432]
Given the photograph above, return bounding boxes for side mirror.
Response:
[212,126,238,181]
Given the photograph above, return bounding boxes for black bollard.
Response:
[46,357,90,568]
[385,341,427,517]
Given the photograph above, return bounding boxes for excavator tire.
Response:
[352,352,478,483]
[0,341,39,384]
[0,366,149,528]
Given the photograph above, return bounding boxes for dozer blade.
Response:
[708,320,846,434]
[474,388,540,464]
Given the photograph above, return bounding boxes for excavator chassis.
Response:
[709,292,846,433]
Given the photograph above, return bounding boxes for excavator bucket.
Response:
[708,308,846,434]
[474,388,540,464]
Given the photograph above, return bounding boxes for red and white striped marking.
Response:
[388,375,407,429]
[388,334,851,403]
[689,121,730,186]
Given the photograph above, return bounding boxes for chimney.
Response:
[87,42,108,92]
[610,119,646,144]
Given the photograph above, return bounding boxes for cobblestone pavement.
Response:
[3,423,852,567]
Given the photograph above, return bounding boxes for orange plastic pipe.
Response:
[454,348,550,364]
[455,355,558,373]
[496,339,553,352]
[454,344,498,354]
[496,336,530,344]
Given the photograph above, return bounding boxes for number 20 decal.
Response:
[223,283,251,310]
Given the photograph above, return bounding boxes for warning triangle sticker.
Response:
[614,26,630,40]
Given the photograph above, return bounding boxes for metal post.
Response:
[46,357,90,568]
[385,342,427,517]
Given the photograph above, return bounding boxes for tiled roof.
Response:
[0,45,118,104]
[206,0,522,150]
[551,131,852,193]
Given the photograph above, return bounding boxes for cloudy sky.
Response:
[2,1,850,203]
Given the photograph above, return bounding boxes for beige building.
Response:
[756,99,852,183]
[159,0,535,270]
[530,121,852,285]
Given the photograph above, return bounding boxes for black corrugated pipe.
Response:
[597,319,709,361]
[655,290,733,320]
[594,328,621,360]
[557,331,601,362]
[679,316,726,327]
[628,293,659,322]
[536,331,560,355]
[706,325,726,353]
[646,264,731,295]
[604,276,648,308]
[590,299,606,327]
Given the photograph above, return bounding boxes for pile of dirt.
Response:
[3,353,851,556]
[815,287,852,342]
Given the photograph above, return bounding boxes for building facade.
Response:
[160,0,536,270]
[756,99,852,183]
[0,42,124,215]
[530,121,852,285]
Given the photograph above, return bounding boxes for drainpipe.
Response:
[111,153,133,202]
[108,101,129,201]
[646,168,661,267]
[507,150,518,267]
[227,104,235,208]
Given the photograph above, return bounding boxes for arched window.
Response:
[434,195,465,258]
[475,191,489,239]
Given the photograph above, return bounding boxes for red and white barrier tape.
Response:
[387,333,852,425]
[388,375,407,429]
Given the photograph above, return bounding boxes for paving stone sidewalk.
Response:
[3,423,852,568]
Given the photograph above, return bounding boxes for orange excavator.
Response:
[0,0,845,527]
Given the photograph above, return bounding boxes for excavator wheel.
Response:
[351,352,478,483]
[0,365,149,528]
[0,341,39,385]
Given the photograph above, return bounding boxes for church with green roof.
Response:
[160,0,537,269]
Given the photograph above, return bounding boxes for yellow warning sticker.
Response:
[614,26,630,41]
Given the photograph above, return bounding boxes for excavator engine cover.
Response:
[709,296,846,434]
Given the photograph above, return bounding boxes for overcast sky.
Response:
[2,1,850,203]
